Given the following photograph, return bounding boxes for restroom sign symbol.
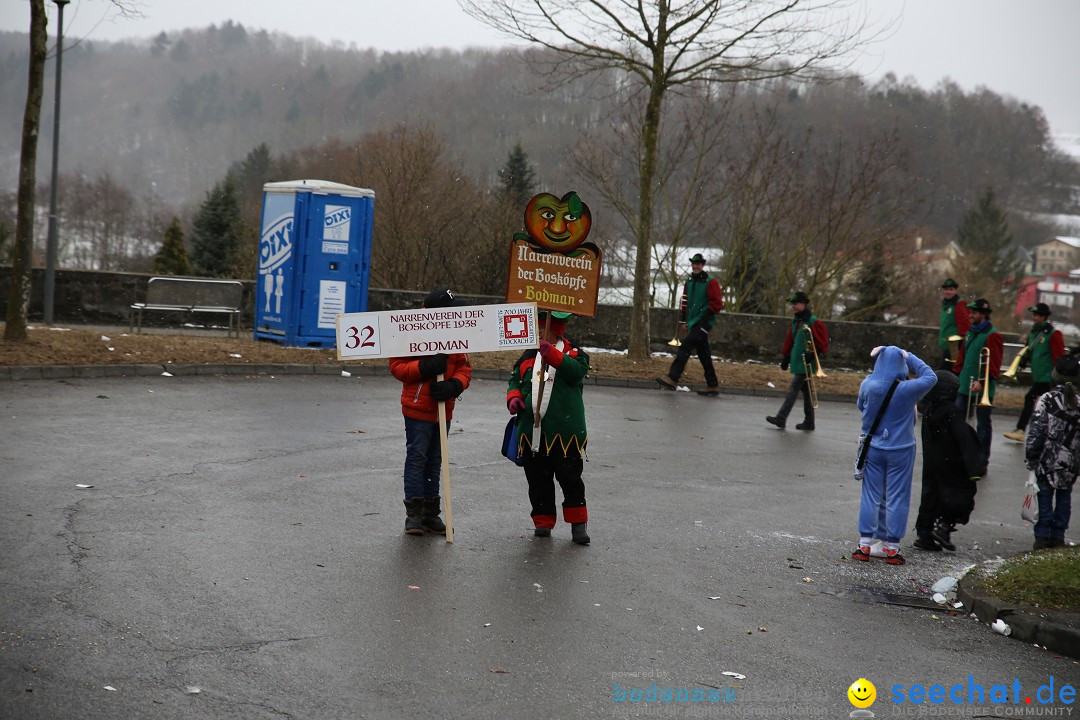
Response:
[503,313,529,339]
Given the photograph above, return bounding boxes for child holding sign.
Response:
[389,287,472,536]
[505,310,591,544]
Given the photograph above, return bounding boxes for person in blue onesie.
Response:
[852,346,937,565]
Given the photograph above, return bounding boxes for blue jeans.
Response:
[403,416,443,500]
[1035,476,1073,542]
[956,395,992,458]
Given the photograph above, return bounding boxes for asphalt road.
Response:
[1,372,1076,719]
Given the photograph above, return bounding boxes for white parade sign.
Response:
[335,302,538,360]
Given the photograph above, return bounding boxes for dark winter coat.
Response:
[1025,386,1080,490]
[920,373,986,524]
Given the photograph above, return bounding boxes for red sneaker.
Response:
[852,546,871,561]
[883,548,906,565]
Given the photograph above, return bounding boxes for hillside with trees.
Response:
[1,22,1078,328]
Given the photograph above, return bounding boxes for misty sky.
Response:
[2,0,1078,134]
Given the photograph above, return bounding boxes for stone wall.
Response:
[0,267,1014,368]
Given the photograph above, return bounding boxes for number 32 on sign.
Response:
[335,302,538,360]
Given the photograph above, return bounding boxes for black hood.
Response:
[928,370,959,405]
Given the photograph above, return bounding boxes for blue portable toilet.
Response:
[255,179,375,347]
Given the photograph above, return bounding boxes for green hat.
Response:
[787,291,810,304]
[689,253,706,264]
[941,278,959,289]
[539,310,572,319]
[1028,303,1051,317]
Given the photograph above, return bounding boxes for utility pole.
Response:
[43,0,70,324]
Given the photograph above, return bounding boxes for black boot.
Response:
[421,495,446,535]
[913,534,941,552]
[403,498,425,536]
[932,520,956,551]
[571,522,590,545]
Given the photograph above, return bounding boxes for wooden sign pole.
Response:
[436,372,454,543]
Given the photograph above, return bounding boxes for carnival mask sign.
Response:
[506,191,603,317]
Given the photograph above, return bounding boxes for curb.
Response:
[0,362,1026,415]
[0,362,840,400]
[957,578,1080,660]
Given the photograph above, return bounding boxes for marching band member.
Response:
[766,291,828,431]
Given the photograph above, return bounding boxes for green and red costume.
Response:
[1015,320,1066,431]
[506,337,590,530]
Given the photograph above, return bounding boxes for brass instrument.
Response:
[946,334,963,364]
[1002,343,1030,380]
[669,293,688,347]
[966,346,993,419]
[802,325,826,409]
[668,321,684,347]
[979,346,993,407]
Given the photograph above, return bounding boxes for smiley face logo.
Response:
[847,678,876,709]
[523,191,592,253]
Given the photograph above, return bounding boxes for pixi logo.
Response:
[260,213,293,274]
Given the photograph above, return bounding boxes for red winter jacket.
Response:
[389,354,472,422]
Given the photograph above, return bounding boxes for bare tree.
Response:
[461,0,880,358]
[5,0,137,340]
[5,0,46,340]
[571,88,734,309]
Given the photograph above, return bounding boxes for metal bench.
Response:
[129,277,244,338]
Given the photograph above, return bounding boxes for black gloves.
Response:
[430,379,463,401]
[780,356,790,371]
[417,353,449,378]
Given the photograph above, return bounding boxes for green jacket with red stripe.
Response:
[506,340,589,458]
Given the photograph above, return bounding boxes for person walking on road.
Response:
[1004,303,1066,443]
[766,291,828,431]
[938,278,970,371]
[852,346,937,565]
[1025,354,1080,550]
[953,298,1003,458]
[388,287,472,536]
[657,253,725,395]
[506,310,592,545]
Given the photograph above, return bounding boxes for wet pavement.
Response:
[1,372,1076,719]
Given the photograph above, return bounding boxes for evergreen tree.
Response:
[843,242,890,322]
[228,143,276,279]
[152,216,192,275]
[190,174,243,277]
[954,187,1025,321]
[956,187,1024,285]
[498,143,536,209]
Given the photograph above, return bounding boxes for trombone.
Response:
[966,346,993,419]
[802,325,826,409]
[668,321,684,347]
[668,294,689,347]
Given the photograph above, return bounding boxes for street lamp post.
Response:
[43,0,70,324]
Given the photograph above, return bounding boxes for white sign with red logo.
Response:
[336,302,538,360]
